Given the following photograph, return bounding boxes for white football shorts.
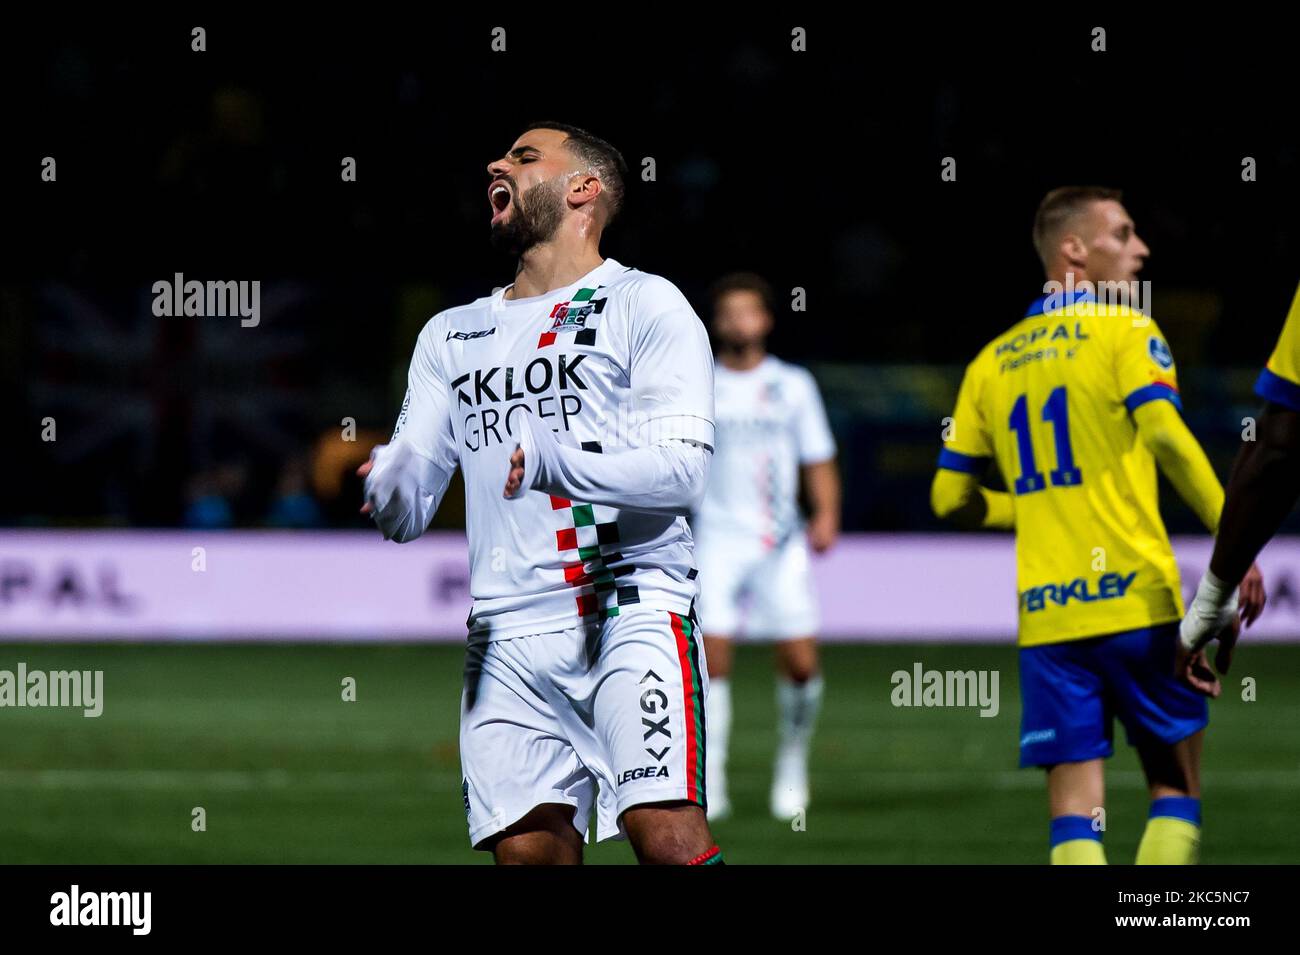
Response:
[459,606,709,848]
[694,530,820,640]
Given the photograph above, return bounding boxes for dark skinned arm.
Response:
[1209,402,1300,586]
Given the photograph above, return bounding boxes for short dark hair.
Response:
[708,272,777,317]
[521,121,628,224]
[1033,186,1124,267]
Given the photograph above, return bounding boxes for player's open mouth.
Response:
[489,182,512,223]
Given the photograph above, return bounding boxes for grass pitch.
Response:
[0,642,1295,864]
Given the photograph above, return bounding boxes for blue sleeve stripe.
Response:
[1255,368,1300,412]
[1124,383,1183,413]
[937,448,988,474]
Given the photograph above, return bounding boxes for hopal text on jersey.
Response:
[996,321,1089,373]
[451,353,590,452]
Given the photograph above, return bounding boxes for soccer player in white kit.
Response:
[359,123,722,865]
[694,273,841,820]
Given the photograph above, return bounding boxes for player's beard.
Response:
[490,177,567,256]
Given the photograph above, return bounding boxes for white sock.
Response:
[705,677,731,802]
[776,673,824,757]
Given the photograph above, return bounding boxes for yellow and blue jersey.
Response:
[939,289,1185,647]
[1254,282,1300,411]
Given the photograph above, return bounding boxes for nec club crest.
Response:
[538,285,607,348]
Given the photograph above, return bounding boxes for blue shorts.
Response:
[1018,623,1209,768]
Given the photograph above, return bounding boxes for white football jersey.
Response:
[694,355,835,545]
[391,258,715,641]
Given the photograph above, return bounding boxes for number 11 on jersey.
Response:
[1008,386,1083,495]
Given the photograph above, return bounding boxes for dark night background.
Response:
[1,14,1296,533]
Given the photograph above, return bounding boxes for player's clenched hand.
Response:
[1175,640,1225,698]
[357,454,376,514]
[807,511,838,553]
[1176,565,1260,694]
[1217,562,1265,676]
[503,444,526,498]
[1177,569,1234,694]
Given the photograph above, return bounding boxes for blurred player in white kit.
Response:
[694,273,841,820]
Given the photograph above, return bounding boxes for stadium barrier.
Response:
[1,530,1299,642]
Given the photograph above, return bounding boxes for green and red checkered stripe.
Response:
[669,610,706,805]
[538,286,606,348]
[550,491,639,619]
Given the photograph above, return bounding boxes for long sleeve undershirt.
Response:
[364,439,455,543]
[509,408,711,517]
[1132,399,1224,533]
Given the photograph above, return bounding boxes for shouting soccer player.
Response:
[360,123,723,865]
[931,186,1264,864]
[694,273,840,820]
[1180,282,1300,679]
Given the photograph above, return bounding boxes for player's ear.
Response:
[568,173,602,210]
[1061,233,1088,269]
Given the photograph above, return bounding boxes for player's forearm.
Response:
[1209,405,1300,585]
[364,440,455,542]
[802,459,842,526]
[515,411,710,516]
[930,470,1014,530]
[1133,401,1224,533]
[1155,447,1223,534]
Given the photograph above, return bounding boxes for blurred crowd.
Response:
[4,21,1296,533]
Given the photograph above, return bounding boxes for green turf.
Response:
[0,642,1295,864]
